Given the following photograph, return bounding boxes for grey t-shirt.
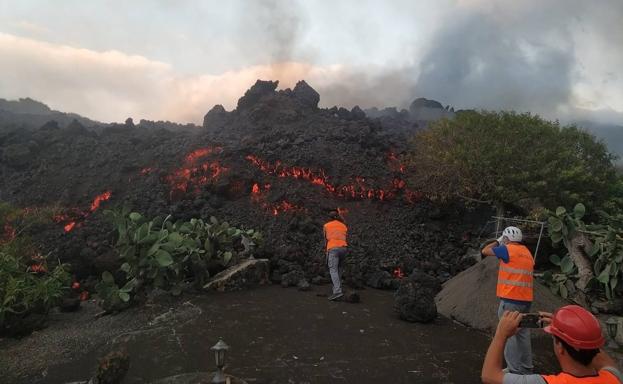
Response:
[503,367,623,384]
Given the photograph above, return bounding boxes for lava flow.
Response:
[53,190,113,233]
[166,146,227,198]
[393,267,405,279]
[250,183,305,216]
[90,191,111,212]
[246,154,407,201]
[387,150,406,173]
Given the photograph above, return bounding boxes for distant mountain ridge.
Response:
[0,97,102,128]
[0,97,200,133]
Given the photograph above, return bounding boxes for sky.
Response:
[0,0,622,126]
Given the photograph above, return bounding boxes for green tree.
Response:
[407,110,619,214]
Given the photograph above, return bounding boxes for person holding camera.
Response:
[482,305,622,383]
[482,226,535,374]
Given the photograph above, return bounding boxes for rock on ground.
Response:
[435,257,568,332]
[394,272,441,323]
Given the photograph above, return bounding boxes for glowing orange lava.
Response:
[64,222,77,232]
[249,182,305,215]
[246,154,407,201]
[393,267,405,279]
[167,146,227,198]
[52,191,113,233]
[90,191,112,212]
[387,150,406,173]
[184,146,223,163]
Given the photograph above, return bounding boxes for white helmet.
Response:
[502,226,523,242]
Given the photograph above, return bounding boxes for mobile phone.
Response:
[519,313,542,328]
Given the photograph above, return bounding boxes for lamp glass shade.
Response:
[214,349,225,366]
[211,339,230,368]
[606,318,618,339]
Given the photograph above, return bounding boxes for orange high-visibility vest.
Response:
[496,243,534,302]
[324,220,347,251]
[542,369,620,383]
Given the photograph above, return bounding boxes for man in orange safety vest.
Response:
[323,210,348,301]
[482,226,535,374]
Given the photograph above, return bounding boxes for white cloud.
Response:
[0,32,351,124]
[8,20,49,36]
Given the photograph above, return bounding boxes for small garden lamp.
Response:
[211,339,230,384]
[606,318,619,348]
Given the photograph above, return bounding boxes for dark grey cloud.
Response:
[413,11,574,115]
[234,0,304,66]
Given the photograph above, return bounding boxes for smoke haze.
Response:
[0,0,621,128]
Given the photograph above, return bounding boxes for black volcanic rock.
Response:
[64,119,88,135]
[350,106,366,120]
[394,272,441,323]
[39,120,60,131]
[125,117,135,128]
[409,98,444,111]
[292,80,320,109]
[203,104,229,129]
[237,80,279,111]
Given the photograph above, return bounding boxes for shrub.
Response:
[97,208,263,312]
[0,251,70,336]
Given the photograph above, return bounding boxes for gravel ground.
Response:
[1,284,560,384]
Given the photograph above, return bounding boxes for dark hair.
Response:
[555,336,599,366]
[329,210,340,220]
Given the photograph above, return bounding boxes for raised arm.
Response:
[482,311,522,384]
[481,240,500,257]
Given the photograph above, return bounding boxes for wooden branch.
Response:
[457,194,492,205]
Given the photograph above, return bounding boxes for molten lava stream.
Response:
[245,154,407,202]
[90,191,112,212]
[249,182,304,216]
[53,190,113,233]
[166,146,227,198]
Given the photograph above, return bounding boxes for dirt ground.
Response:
[0,285,559,384]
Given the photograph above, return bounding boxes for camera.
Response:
[519,313,542,328]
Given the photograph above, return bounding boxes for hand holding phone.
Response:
[519,313,543,328]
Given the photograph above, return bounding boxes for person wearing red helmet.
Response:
[481,305,622,384]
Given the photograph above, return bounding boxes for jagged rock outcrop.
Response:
[236,80,279,111]
[409,98,444,111]
[292,80,320,109]
[202,104,229,129]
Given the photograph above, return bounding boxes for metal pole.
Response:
[534,221,545,263]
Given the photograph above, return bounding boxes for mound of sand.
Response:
[435,257,568,332]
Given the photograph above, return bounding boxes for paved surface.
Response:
[1,285,559,383]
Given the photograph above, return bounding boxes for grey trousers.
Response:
[498,300,533,374]
[327,247,347,294]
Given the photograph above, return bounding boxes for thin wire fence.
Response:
[476,216,546,262]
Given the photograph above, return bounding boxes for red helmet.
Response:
[543,305,605,349]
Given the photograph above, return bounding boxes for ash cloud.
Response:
[314,1,623,123]
[413,10,575,115]
[233,0,304,78]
